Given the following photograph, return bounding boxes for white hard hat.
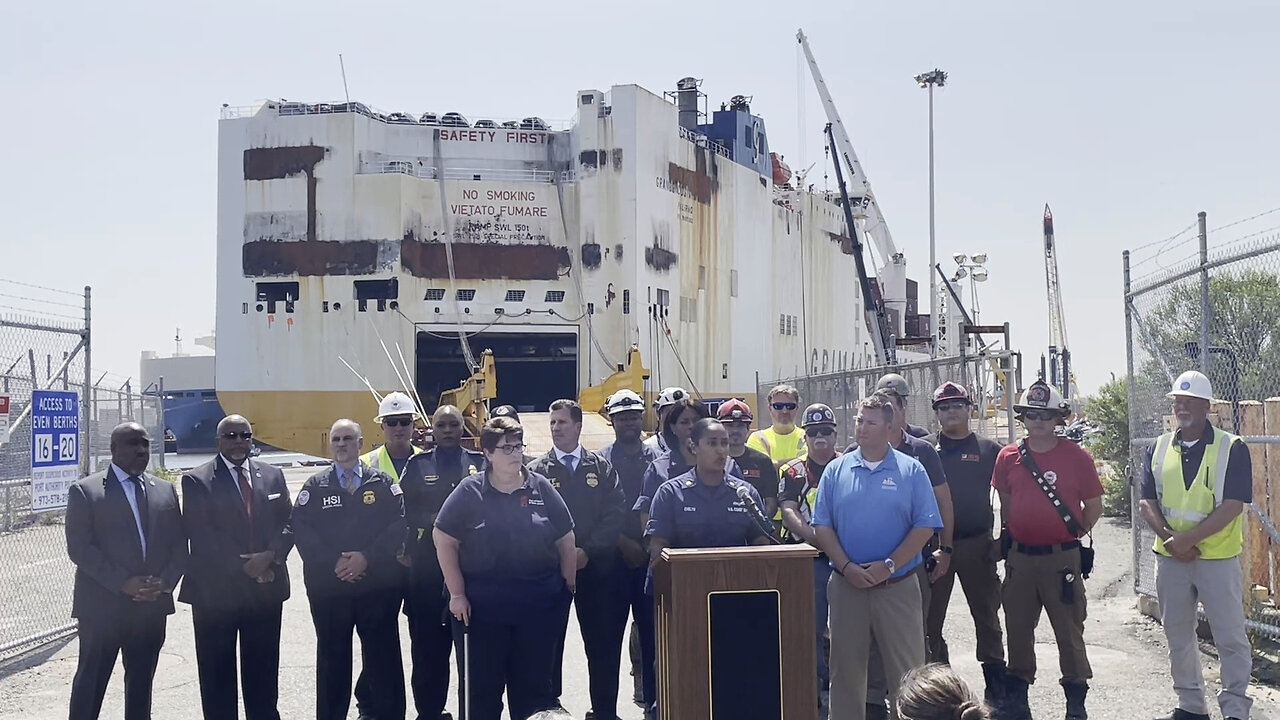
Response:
[376,391,420,421]
[1014,379,1070,416]
[654,387,688,410]
[1168,370,1213,401]
[605,389,645,415]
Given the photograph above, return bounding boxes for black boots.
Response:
[982,662,1008,710]
[1062,681,1088,720]
[1001,676,1032,720]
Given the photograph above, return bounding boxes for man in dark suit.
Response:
[66,422,187,720]
[179,414,293,720]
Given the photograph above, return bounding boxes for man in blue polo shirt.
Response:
[814,394,941,720]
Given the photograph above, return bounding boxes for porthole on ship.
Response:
[416,330,577,414]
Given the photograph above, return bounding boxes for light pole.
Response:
[916,68,947,357]
[951,252,989,325]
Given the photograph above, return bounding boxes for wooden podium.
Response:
[653,544,818,720]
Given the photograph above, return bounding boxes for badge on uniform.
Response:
[586,472,598,488]
[297,489,310,506]
[362,490,376,505]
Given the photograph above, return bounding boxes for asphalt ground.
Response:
[2,467,1279,719]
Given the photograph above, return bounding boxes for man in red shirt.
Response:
[993,380,1102,720]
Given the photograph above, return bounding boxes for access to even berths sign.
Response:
[31,390,79,512]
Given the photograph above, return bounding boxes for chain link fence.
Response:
[1124,209,1280,637]
[0,279,166,663]
[758,352,1021,447]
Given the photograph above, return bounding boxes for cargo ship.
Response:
[216,75,924,456]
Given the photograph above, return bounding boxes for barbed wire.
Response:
[1208,205,1280,235]
[0,305,83,323]
[0,291,85,310]
[0,277,83,297]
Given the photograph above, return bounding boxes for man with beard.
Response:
[399,405,484,720]
[717,399,780,518]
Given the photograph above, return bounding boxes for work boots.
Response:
[981,662,1008,711]
[1000,676,1032,720]
[1063,680,1088,720]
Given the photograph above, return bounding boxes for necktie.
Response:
[128,475,149,545]
[235,466,253,517]
[563,455,576,474]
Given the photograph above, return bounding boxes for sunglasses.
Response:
[384,418,413,427]
[771,402,798,411]
[220,431,253,441]
[935,401,968,411]
[805,427,836,438]
[494,443,526,455]
[1022,410,1058,421]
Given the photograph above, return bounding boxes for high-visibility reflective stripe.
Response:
[1153,435,1172,500]
[1163,507,1209,523]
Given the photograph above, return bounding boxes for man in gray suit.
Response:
[180,415,293,720]
[66,422,187,720]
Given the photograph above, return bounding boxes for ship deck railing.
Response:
[366,161,573,184]
[677,125,733,160]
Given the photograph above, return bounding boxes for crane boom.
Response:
[797,28,908,338]
[1043,204,1071,396]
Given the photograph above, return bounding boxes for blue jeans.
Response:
[815,556,832,691]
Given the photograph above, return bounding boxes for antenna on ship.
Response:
[338,54,351,104]
[174,327,183,356]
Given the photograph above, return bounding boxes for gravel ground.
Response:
[2,468,1277,719]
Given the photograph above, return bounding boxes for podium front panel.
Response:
[709,590,782,720]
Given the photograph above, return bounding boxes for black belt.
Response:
[1013,540,1080,556]
[954,529,994,541]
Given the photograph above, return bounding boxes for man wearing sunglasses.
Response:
[399,405,484,720]
[922,383,1007,708]
[778,403,843,720]
[180,415,293,720]
[748,384,807,469]
[361,391,424,484]
[993,380,1102,720]
[717,399,780,519]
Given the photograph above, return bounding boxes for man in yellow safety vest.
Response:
[1140,370,1254,720]
[361,391,424,483]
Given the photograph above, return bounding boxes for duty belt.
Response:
[1012,540,1080,556]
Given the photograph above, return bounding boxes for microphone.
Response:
[736,484,781,544]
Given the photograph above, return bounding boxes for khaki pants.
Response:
[866,564,930,706]
[829,571,924,720]
[1155,554,1253,719]
[926,534,1005,665]
[1003,544,1091,684]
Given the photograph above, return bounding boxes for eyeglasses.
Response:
[771,402,798,411]
[935,401,968,412]
[384,418,413,427]
[805,427,836,438]
[494,443,526,455]
[1022,410,1058,422]
[220,431,253,441]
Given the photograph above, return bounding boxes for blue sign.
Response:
[31,389,80,512]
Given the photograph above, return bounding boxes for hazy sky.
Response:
[4,1,1277,396]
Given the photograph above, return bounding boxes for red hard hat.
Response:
[716,399,754,422]
[932,381,971,407]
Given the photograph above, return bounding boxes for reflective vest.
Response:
[361,444,422,484]
[1152,426,1243,560]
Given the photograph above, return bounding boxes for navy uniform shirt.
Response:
[291,462,407,597]
[730,446,780,507]
[906,423,931,439]
[1139,420,1252,503]
[634,452,742,514]
[599,441,659,543]
[645,470,768,549]
[400,446,484,569]
[925,432,1001,540]
[434,469,574,620]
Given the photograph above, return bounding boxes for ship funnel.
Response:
[676,77,702,131]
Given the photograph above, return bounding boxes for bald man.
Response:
[66,422,187,720]
[180,415,293,720]
[293,419,408,720]
[400,406,484,720]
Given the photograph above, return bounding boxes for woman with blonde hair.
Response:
[896,663,992,720]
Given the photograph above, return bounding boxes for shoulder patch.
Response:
[296,489,310,506]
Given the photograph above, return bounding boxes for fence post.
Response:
[1198,211,1211,375]
[1123,250,1142,593]
[157,376,166,471]
[82,286,91,477]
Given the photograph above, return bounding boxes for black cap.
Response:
[491,404,520,422]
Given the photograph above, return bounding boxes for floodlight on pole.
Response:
[917,68,948,357]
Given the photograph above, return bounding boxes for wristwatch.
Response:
[882,557,896,574]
